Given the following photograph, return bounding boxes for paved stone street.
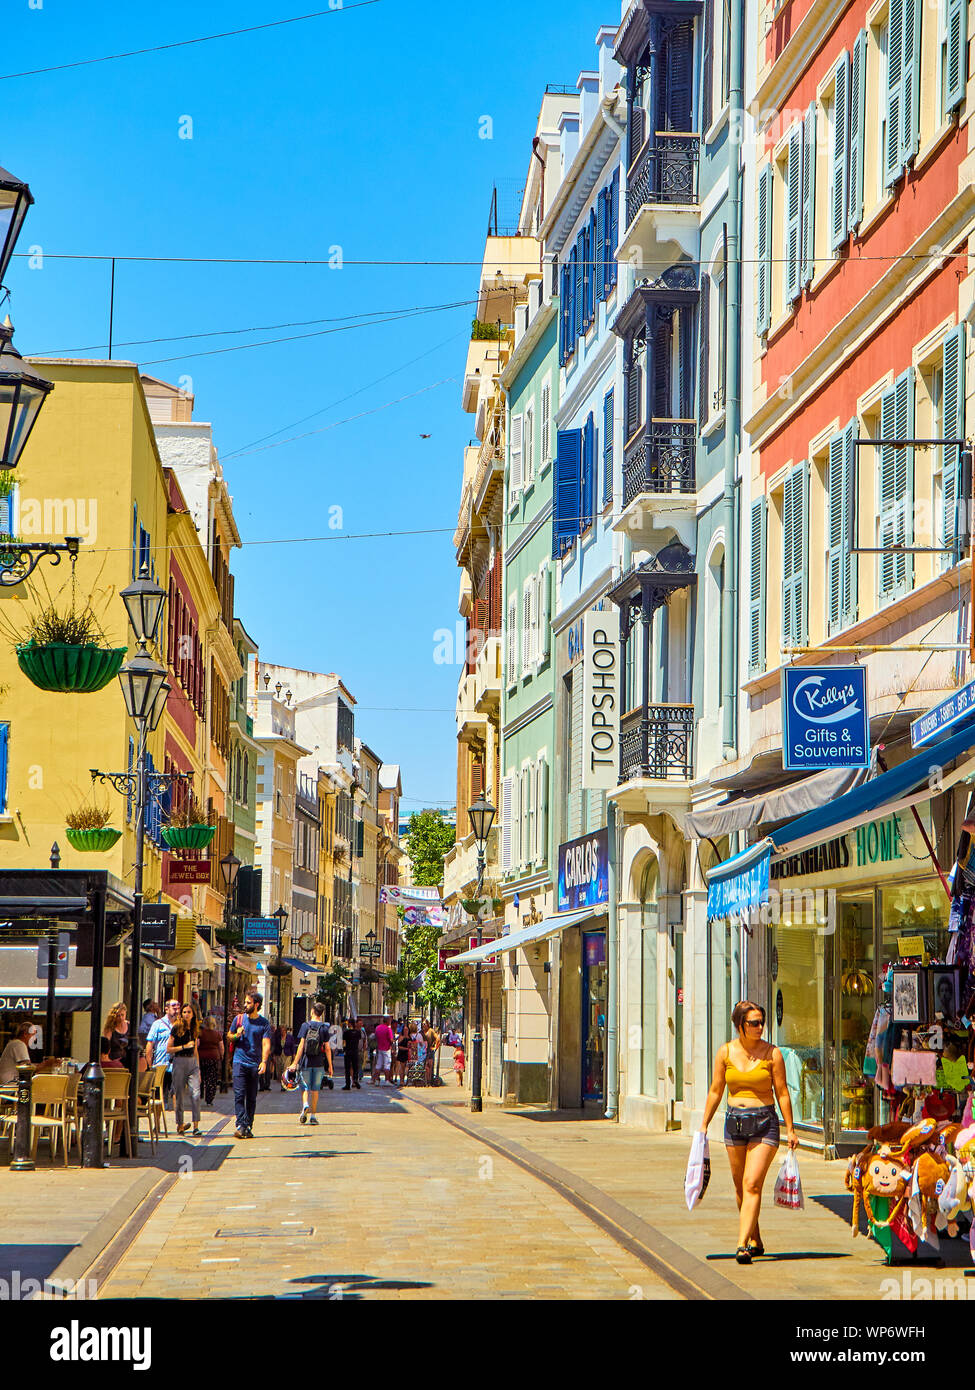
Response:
[94,1083,678,1301]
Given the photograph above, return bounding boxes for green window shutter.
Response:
[878,371,915,597]
[942,324,966,556]
[886,0,905,186]
[802,102,818,284]
[900,0,922,166]
[757,163,773,334]
[782,461,809,647]
[843,420,859,624]
[786,127,803,303]
[748,497,767,673]
[849,30,868,230]
[827,420,858,633]
[945,0,968,112]
[830,52,850,252]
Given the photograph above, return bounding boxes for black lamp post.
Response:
[0,319,54,471]
[272,904,289,1027]
[0,166,33,289]
[467,796,496,1113]
[219,851,241,1093]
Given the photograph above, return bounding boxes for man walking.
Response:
[372,1016,393,1086]
[292,1002,333,1123]
[145,998,180,1106]
[228,990,272,1138]
[342,1016,362,1090]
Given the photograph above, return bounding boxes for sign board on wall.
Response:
[581,607,620,789]
[911,679,975,749]
[168,860,212,885]
[141,905,175,949]
[558,829,609,912]
[781,665,869,771]
[469,937,497,965]
[242,917,280,947]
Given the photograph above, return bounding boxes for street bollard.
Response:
[80,1062,106,1169]
[10,1062,34,1171]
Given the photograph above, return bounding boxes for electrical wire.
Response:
[0,1,386,82]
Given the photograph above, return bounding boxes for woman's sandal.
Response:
[735,1246,752,1264]
[747,1237,765,1257]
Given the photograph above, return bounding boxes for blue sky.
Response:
[2,0,611,811]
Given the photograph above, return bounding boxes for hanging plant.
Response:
[161,792,215,850]
[1,561,125,694]
[65,803,121,853]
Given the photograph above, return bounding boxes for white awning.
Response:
[448,907,604,966]
[163,935,215,973]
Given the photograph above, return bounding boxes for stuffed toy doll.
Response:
[950,1122,975,1260]
[848,1120,940,1262]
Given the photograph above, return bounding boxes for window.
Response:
[523,403,535,486]
[581,412,596,532]
[756,163,773,335]
[748,499,767,674]
[540,380,552,466]
[782,461,809,647]
[942,0,968,116]
[827,55,849,254]
[827,420,858,633]
[0,481,15,539]
[552,428,582,557]
[884,0,922,188]
[602,390,614,505]
[522,581,534,672]
[510,412,523,498]
[506,593,518,685]
[877,368,916,599]
[877,20,890,201]
[941,325,966,562]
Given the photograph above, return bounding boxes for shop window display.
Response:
[771,923,825,1127]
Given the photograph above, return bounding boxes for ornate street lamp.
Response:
[118,648,169,723]
[0,318,54,470]
[120,563,167,648]
[467,796,496,1114]
[0,166,32,288]
[271,904,290,1028]
[218,852,241,1093]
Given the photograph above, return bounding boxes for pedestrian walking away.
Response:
[168,1003,203,1135]
[137,997,160,1049]
[393,1018,410,1085]
[453,1041,466,1087]
[422,1017,440,1086]
[291,1001,333,1123]
[145,998,180,1107]
[372,1015,393,1085]
[197,1014,224,1106]
[699,999,799,1264]
[228,991,272,1138]
[342,1016,362,1089]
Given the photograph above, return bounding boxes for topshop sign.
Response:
[581,608,620,790]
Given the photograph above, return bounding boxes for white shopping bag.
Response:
[684,1132,711,1211]
[773,1149,804,1210]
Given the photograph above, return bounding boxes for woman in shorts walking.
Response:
[699,1000,799,1264]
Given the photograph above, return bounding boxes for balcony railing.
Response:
[623,421,696,505]
[620,703,694,781]
[626,134,700,225]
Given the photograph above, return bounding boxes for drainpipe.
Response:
[605,797,619,1119]
[721,0,745,759]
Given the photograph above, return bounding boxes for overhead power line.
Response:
[0,1,385,82]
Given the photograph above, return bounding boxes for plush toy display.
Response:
[847,1120,946,1262]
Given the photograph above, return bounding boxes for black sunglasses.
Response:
[743,1018,764,1027]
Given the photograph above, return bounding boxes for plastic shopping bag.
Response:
[684,1132,711,1211]
[773,1149,804,1210]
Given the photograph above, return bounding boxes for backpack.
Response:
[304,1021,324,1057]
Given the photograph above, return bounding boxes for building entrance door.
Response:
[582,932,606,1101]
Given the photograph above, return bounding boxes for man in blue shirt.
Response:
[228,990,272,1138]
[144,999,180,1106]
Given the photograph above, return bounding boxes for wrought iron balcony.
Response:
[626,134,699,225]
[623,420,696,505]
[620,703,694,781]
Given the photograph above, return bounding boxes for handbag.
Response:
[684,1132,711,1211]
[891,1048,938,1087]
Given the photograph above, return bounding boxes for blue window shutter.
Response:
[827,420,858,632]
[843,420,859,625]
[802,100,818,280]
[699,275,710,425]
[829,54,849,253]
[748,498,767,674]
[581,413,595,527]
[878,371,915,596]
[574,235,584,341]
[595,190,606,302]
[609,170,619,289]
[0,723,8,815]
[945,0,968,112]
[587,210,597,326]
[900,0,922,166]
[886,0,905,186]
[559,265,568,364]
[127,736,135,822]
[786,125,803,302]
[757,163,773,334]
[552,429,582,557]
[782,461,809,647]
[603,390,614,506]
[569,245,578,345]
[849,30,867,230]
[942,324,966,556]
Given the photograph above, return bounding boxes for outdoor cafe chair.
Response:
[63,1070,82,1153]
[135,1068,158,1154]
[148,1063,168,1138]
[101,1070,131,1157]
[29,1074,72,1166]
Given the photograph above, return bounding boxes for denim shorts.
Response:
[724,1105,780,1148]
[300,1065,325,1092]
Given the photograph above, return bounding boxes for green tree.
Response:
[383,964,411,1010]
[401,919,464,1018]
[406,810,455,887]
[315,963,351,1019]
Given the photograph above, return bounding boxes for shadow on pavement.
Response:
[0,1243,74,1286]
[285,1273,435,1299]
[707,1250,852,1262]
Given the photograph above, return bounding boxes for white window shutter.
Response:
[528,761,537,864]
[510,413,524,495]
[500,775,513,870]
[536,757,549,866]
[539,564,551,661]
[540,381,551,463]
[506,595,518,683]
[524,406,534,484]
[522,583,532,670]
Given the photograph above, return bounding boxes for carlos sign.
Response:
[781,665,869,771]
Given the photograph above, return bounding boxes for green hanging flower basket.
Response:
[161,824,215,850]
[65,826,122,853]
[16,642,127,694]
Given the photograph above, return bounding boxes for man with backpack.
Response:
[291,1002,334,1124]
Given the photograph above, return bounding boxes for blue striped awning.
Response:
[706,841,772,920]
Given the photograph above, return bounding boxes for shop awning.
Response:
[448,907,602,966]
[706,841,772,920]
[686,763,874,840]
[163,934,215,973]
[281,956,315,973]
[768,721,975,857]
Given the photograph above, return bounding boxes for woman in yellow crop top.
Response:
[699,1000,798,1264]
